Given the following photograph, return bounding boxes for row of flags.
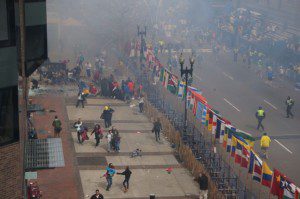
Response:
[141,44,300,199]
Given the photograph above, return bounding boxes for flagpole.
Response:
[258,184,261,199]
[268,172,274,199]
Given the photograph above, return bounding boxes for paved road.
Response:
[159,51,300,185]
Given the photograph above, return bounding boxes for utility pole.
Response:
[137,25,147,67]
[18,0,28,198]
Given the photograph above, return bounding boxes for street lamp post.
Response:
[137,25,147,67]
[179,53,194,135]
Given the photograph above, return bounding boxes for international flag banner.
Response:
[234,129,255,147]
[231,136,237,157]
[189,93,195,110]
[219,122,225,144]
[295,187,300,199]
[167,74,178,94]
[215,118,222,139]
[212,114,217,135]
[201,105,207,125]
[248,150,255,174]
[283,180,296,199]
[177,81,185,98]
[196,101,203,120]
[252,154,262,182]
[241,144,250,168]
[271,169,297,199]
[159,67,165,82]
[261,162,273,188]
[226,126,234,152]
[205,109,210,127]
[163,70,170,88]
[208,111,213,131]
[234,139,243,163]
[223,132,228,149]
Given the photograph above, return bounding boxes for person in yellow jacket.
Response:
[260,132,271,159]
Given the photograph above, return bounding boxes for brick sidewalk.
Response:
[31,94,83,199]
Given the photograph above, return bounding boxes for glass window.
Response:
[0,86,19,145]
[0,0,8,41]
[0,0,15,47]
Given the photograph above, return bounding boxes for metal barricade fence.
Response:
[124,58,259,198]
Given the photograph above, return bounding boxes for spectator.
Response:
[74,118,83,143]
[107,106,114,127]
[117,166,132,192]
[195,172,208,199]
[101,106,111,128]
[106,130,112,152]
[105,163,116,191]
[90,189,104,199]
[76,92,85,108]
[90,124,104,147]
[86,61,92,78]
[52,115,62,137]
[139,96,144,113]
[152,118,162,142]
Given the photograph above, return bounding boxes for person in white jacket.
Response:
[106,130,112,152]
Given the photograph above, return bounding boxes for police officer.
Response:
[286,96,295,118]
[256,107,266,131]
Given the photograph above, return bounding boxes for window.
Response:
[0,86,19,146]
[0,0,15,47]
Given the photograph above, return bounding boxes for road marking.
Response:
[263,99,278,110]
[274,139,293,154]
[222,72,234,80]
[194,74,202,81]
[223,98,241,112]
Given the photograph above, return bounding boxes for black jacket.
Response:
[152,121,162,132]
[197,174,208,190]
[90,193,104,199]
[117,168,132,180]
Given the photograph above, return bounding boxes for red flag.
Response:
[241,145,250,168]
[270,169,284,198]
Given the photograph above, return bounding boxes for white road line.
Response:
[222,72,234,80]
[274,139,293,154]
[223,98,241,112]
[263,99,278,110]
[194,74,202,81]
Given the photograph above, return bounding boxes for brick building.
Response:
[0,0,47,198]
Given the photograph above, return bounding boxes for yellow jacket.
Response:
[260,135,271,148]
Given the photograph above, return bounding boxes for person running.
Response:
[90,124,103,147]
[117,166,132,192]
[260,132,271,159]
[76,92,85,108]
[90,189,104,199]
[286,96,295,118]
[105,163,116,191]
[74,118,83,143]
[152,118,162,141]
[52,115,62,137]
[255,107,265,131]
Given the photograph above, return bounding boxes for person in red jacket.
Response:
[127,81,134,98]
